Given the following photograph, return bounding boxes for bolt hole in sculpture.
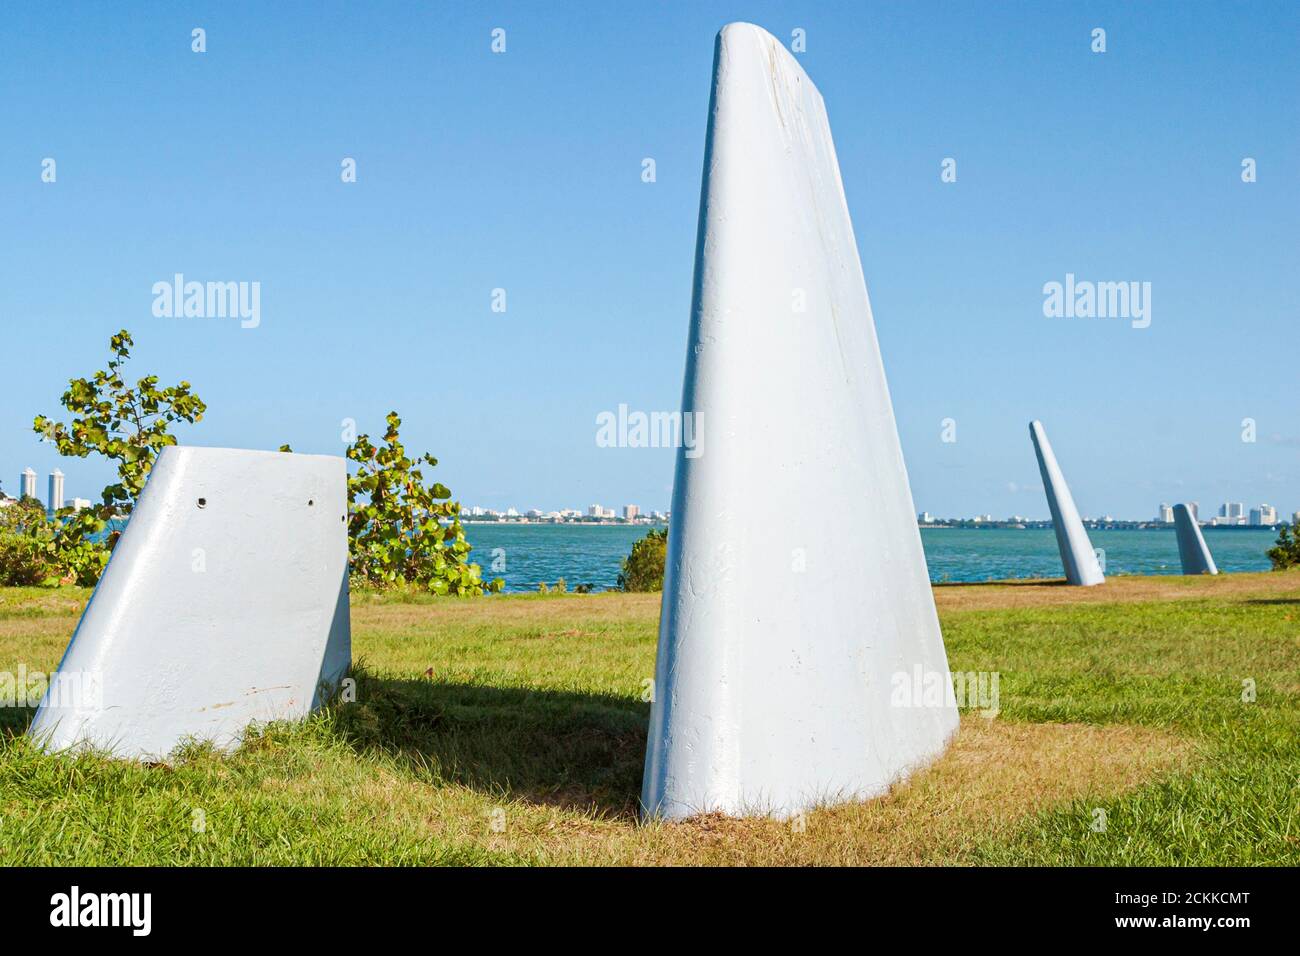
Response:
[641,24,958,820]
[28,446,350,761]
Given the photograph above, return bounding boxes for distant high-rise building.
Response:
[68,497,91,513]
[1188,501,1199,521]
[1225,502,1244,520]
[1158,503,1174,523]
[47,469,64,512]
[624,504,639,520]
[589,504,602,517]
[1249,504,1277,526]
[20,467,37,500]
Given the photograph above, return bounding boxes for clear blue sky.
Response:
[2,1,1296,519]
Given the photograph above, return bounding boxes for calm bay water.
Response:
[463,524,1279,592]
[463,524,661,592]
[919,527,1276,583]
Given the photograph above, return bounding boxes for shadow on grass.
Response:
[0,705,37,737]
[328,669,649,820]
[0,667,650,820]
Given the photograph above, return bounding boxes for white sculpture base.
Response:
[28,446,351,760]
[1029,421,1105,587]
[1173,503,1218,575]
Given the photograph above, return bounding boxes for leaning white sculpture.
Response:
[641,23,958,821]
[1029,421,1105,586]
[28,446,351,760]
[1173,503,1218,575]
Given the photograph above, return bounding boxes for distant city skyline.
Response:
[1,466,90,514]
[6,459,1298,530]
[460,503,666,524]
[918,498,1296,528]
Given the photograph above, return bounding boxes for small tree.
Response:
[1267,520,1300,570]
[346,412,501,596]
[32,329,206,583]
[618,528,667,592]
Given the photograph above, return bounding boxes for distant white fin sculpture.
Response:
[28,446,351,761]
[1029,421,1105,586]
[641,23,958,821]
[1173,503,1218,575]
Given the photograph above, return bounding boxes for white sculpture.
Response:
[28,446,351,760]
[641,23,958,820]
[1173,503,1218,575]
[1029,421,1105,586]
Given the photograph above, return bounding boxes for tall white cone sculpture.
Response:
[1173,503,1218,575]
[28,446,351,760]
[641,23,957,821]
[1029,421,1104,586]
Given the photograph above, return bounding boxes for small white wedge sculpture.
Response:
[1029,421,1105,587]
[641,23,958,821]
[28,446,351,760]
[1173,503,1218,575]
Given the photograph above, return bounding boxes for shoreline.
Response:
[461,520,668,528]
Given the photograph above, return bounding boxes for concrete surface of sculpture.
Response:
[28,446,351,760]
[1029,420,1105,587]
[641,22,958,820]
[1173,502,1218,575]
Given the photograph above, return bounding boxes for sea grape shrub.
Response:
[24,331,493,596]
[346,412,502,596]
[618,528,667,592]
[1267,520,1300,570]
[31,329,206,585]
[0,497,64,586]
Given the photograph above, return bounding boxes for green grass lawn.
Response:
[0,573,1297,865]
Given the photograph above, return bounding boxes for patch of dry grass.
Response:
[933,567,1300,612]
[430,717,1192,865]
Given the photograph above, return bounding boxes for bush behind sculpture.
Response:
[1267,520,1300,570]
[0,497,65,586]
[618,528,667,592]
[25,330,497,596]
[344,412,502,596]
[31,330,206,585]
